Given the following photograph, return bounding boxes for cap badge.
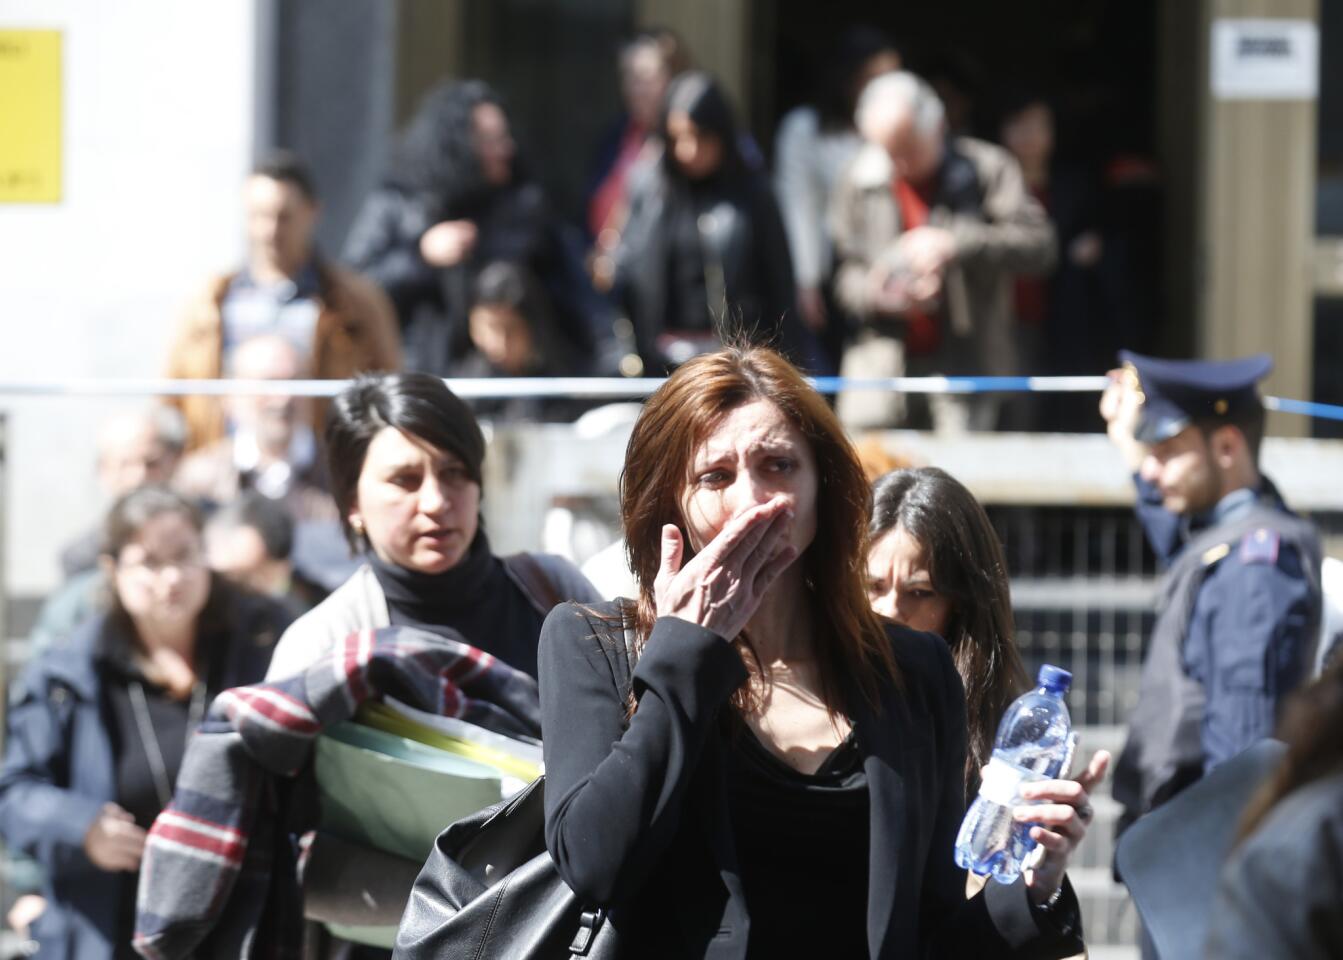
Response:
[1121,362,1146,405]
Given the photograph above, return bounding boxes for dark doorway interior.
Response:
[765,1,1158,167]
[464,0,635,228]
[764,0,1165,388]
[1314,0,1343,438]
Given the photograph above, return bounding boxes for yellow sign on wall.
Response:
[0,30,63,203]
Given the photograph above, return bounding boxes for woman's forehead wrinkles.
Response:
[697,418,794,458]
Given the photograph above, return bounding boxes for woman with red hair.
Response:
[539,345,1098,957]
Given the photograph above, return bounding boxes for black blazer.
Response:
[614,160,811,374]
[539,601,1083,959]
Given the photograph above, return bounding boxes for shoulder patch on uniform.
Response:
[1202,542,1231,566]
[1238,528,1281,565]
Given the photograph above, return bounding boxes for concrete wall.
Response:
[0,0,258,596]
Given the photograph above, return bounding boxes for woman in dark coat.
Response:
[1204,659,1343,958]
[344,80,586,376]
[866,467,1035,801]
[538,345,1101,957]
[0,487,291,960]
[613,73,814,375]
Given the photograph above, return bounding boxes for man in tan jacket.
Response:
[166,152,400,451]
[831,71,1055,431]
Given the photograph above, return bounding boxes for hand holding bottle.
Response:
[1014,749,1111,904]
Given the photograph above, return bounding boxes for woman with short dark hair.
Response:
[538,346,1098,957]
[0,486,291,959]
[265,372,599,681]
[866,466,1032,798]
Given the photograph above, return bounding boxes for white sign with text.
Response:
[1211,18,1318,100]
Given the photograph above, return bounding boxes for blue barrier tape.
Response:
[807,375,1111,394]
[0,375,1340,422]
[1264,395,1343,423]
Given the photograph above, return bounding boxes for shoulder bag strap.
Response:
[502,552,566,614]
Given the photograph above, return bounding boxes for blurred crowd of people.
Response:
[8,23,1159,687]
[144,24,1152,443]
[5,21,1337,960]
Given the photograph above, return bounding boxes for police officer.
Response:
[1100,351,1323,838]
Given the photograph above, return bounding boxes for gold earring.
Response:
[351,517,365,535]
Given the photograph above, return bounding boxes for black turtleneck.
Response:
[367,531,545,679]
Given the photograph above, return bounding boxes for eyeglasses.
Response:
[118,552,206,577]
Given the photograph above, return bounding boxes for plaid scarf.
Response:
[132,625,541,959]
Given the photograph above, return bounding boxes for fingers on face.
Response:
[715,498,790,566]
[739,510,792,580]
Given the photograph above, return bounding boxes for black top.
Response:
[342,181,568,376]
[665,194,710,333]
[102,676,193,830]
[102,672,194,960]
[368,531,545,679]
[616,163,808,375]
[727,724,869,958]
[93,580,293,960]
[538,601,1083,959]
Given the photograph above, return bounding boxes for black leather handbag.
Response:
[391,774,617,958]
[393,613,634,959]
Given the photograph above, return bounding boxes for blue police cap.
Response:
[1118,350,1272,445]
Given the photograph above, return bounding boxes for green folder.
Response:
[313,720,540,947]
[356,702,542,782]
[315,722,505,863]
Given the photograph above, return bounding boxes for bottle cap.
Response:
[1037,665,1072,693]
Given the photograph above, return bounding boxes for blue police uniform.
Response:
[1111,352,1323,830]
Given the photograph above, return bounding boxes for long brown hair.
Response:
[620,345,899,717]
[869,467,1030,793]
[1236,658,1343,841]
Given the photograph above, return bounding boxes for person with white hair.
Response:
[831,70,1056,431]
[57,407,188,580]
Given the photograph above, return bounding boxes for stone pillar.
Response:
[1197,0,1319,435]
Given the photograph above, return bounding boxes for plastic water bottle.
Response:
[954,664,1077,884]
